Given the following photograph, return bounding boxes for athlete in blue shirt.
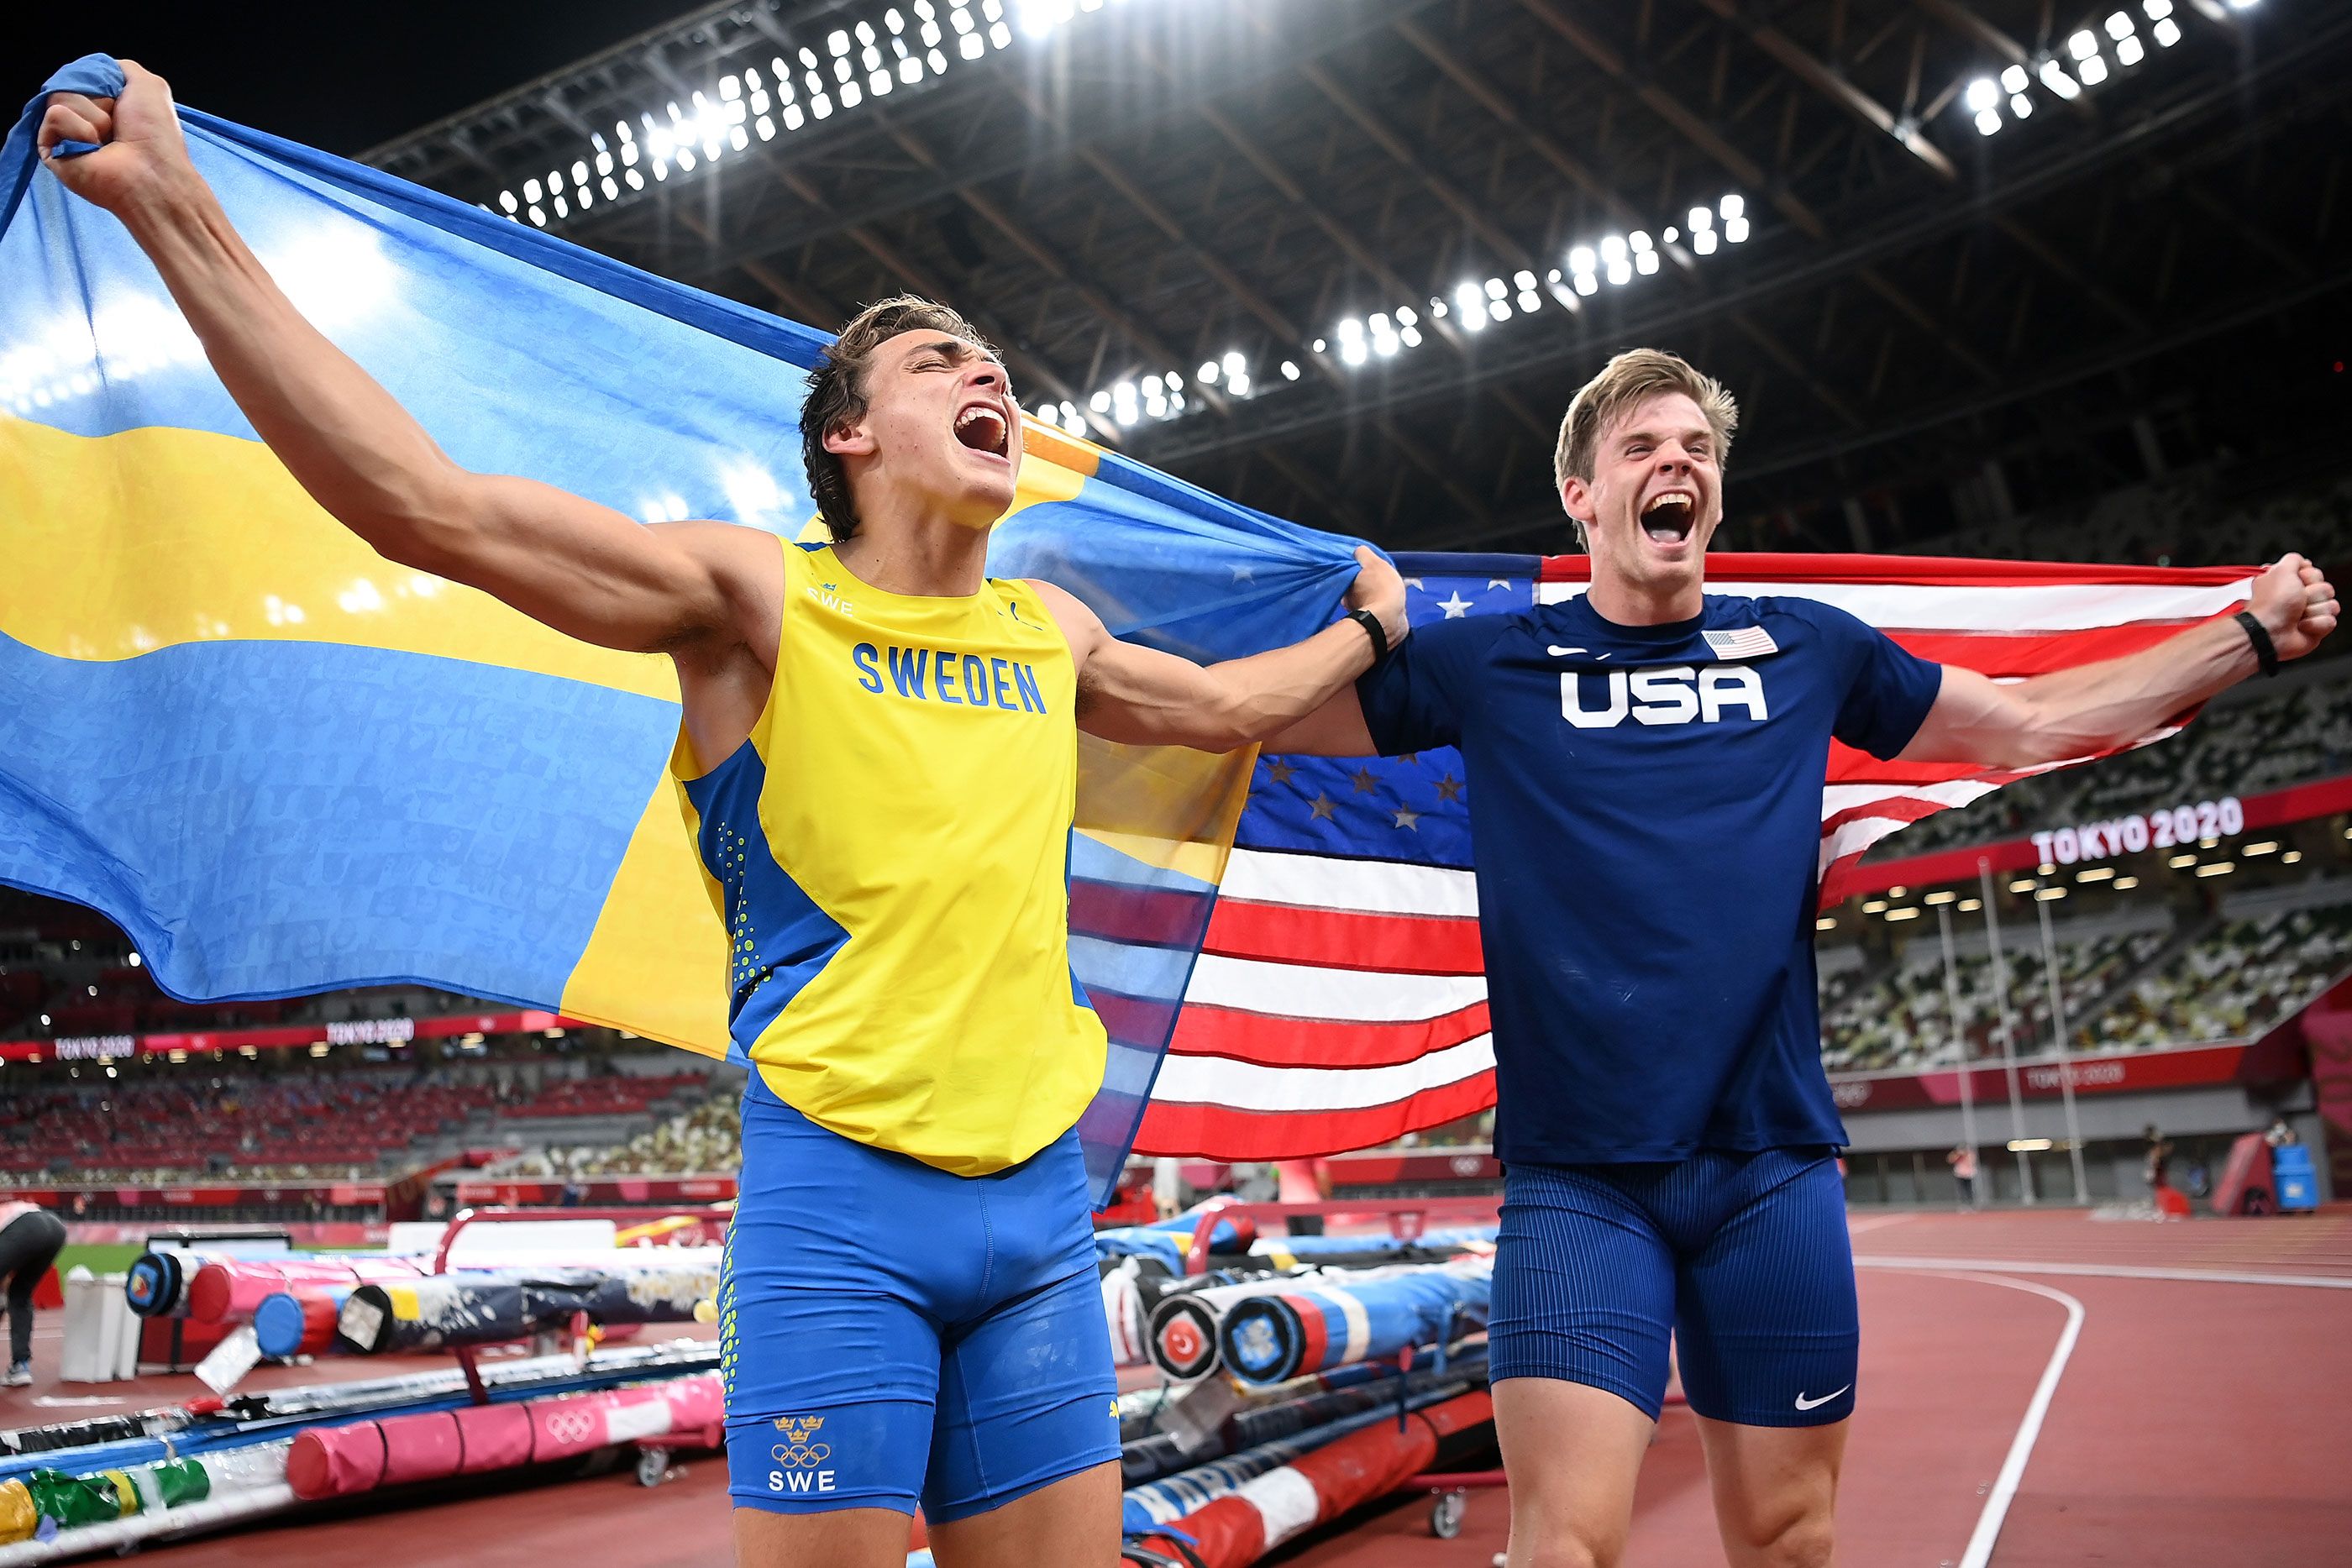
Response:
[1278,349,2336,1567]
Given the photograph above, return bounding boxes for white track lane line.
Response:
[1912,1271,2087,1568]
[1856,1256,2352,1289]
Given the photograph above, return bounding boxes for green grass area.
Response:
[55,1242,144,1277]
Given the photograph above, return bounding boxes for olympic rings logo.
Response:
[771,1442,832,1467]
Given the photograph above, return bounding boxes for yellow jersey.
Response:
[674,539,1108,1175]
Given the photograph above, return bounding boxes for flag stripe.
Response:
[1168,1000,1492,1070]
[1219,847,1478,917]
[1133,1071,1501,1161]
[1201,899,1483,975]
[1183,954,1487,1024]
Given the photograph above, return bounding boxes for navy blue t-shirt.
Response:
[1356,592,1943,1164]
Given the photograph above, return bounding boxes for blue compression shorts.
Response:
[1488,1146,1858,1427]
[721,1075,1120,1520]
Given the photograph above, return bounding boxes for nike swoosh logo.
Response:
[1793,1386,1851,1412]
[1546,645,1585,657]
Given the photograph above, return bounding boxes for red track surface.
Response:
[9,1209,2346,1565]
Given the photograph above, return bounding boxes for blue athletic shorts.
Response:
[721,1074,1120,1520]
[1488,1146,1857,1428]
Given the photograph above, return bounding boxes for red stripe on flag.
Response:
[1168,1000,1490,1069]
[1132,1070,1498,1161]
[1887,623,2217,676]
[1203,899,1483,975]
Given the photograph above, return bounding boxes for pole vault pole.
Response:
[2034,889,2092,1204]
[1979,858,2036,1204]
[1938,902,1983,1207]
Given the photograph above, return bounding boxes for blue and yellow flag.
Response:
[0,56,1363,1197]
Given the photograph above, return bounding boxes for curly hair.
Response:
[800,295,996,543]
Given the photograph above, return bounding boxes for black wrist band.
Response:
[1347,608,1389,662]
[2236,610,2280,677]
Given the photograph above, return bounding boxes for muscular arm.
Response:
[1901,556,2338,768]
[39,65,756,658]
[1032,548,1406,752]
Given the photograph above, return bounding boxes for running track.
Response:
[18,1209,2348,1565]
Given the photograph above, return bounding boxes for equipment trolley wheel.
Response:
[1430,1489,1467,1538]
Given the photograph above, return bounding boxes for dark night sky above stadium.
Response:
[10,2,686,155]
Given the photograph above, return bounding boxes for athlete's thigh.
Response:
[1693,1413,1846,1568]
[1673,1148,1857,1429]
[1490,1161,1678,1418]
[924,1130,1121,1532]
[1494,1377,1656,1568]
[926,1460,1122,1568]
[733,1501,917,1568]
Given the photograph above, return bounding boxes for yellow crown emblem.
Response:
[771,1414,825,1444]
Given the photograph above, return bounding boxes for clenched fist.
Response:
[37,60,200,216]
[2250,553,2339,663]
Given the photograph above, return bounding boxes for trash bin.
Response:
[2271,1144,2318,1213]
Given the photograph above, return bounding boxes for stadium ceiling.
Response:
[364,0,2352,554]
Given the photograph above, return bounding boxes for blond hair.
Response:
[1553,348,1739,493]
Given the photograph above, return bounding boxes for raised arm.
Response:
[1901,554,2338,768]
[37,63,759,658]
[1032,547,1407,752]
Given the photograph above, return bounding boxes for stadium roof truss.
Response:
[364,0,2352,553]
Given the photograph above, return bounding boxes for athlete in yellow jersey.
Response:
[45,66,1408,1568]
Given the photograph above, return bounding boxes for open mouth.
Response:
[953,404,1011,459]
[1641,490,1696,543]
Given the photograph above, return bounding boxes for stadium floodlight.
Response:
[1484,298,1508,321]
[1163,371,1183,391]
[2142,0,2171,16]
[1688,206,1713,233]
[2079,54,2108,85]
[1662,227,1678,244]
[2117,34,2145,64]
[1518,289,1543,310]
[1483,277,1508,299]
[1976,108,2003,136]
[1599,234,1628,263]
[2039,60,2082,98]
[1724,215,1751,244]
[2225,0,2257,8]
[1199,360,1220,384]
[1568,245,1598,274]
[1628,231,1651,253]
[1338,317,1365,343]
[2068,29,2099,60]
[1604,257,1632,286]
[2002,64,2030,93]
[1399,326,1421,347]
[2153,17,2181,44]
[1222,350,1247,375]
[1227,372,1251,395]
[1965,77,2001,113]
[1693,228,1719,256]
[1631,253,1658,277]
[1089,390,1111,412]
[1396,306,1418,325]
[1514,270,1538,291]
[2106,10,2135,38]
[1719,193,1745,220]
[2012,93,2034,118]
[1280,360,1300,380]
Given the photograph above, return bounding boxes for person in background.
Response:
[1274,1158,1333,1236]
[1945,1145,1980,1208]
[2264,1116,2302,1149]
[2143,1124,2175,1193]
[0,1200,69,1387]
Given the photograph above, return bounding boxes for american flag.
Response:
[1131,550,2263,1160]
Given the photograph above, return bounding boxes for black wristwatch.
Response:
[1347,608,1390,662]
[2236,610,2280,678]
